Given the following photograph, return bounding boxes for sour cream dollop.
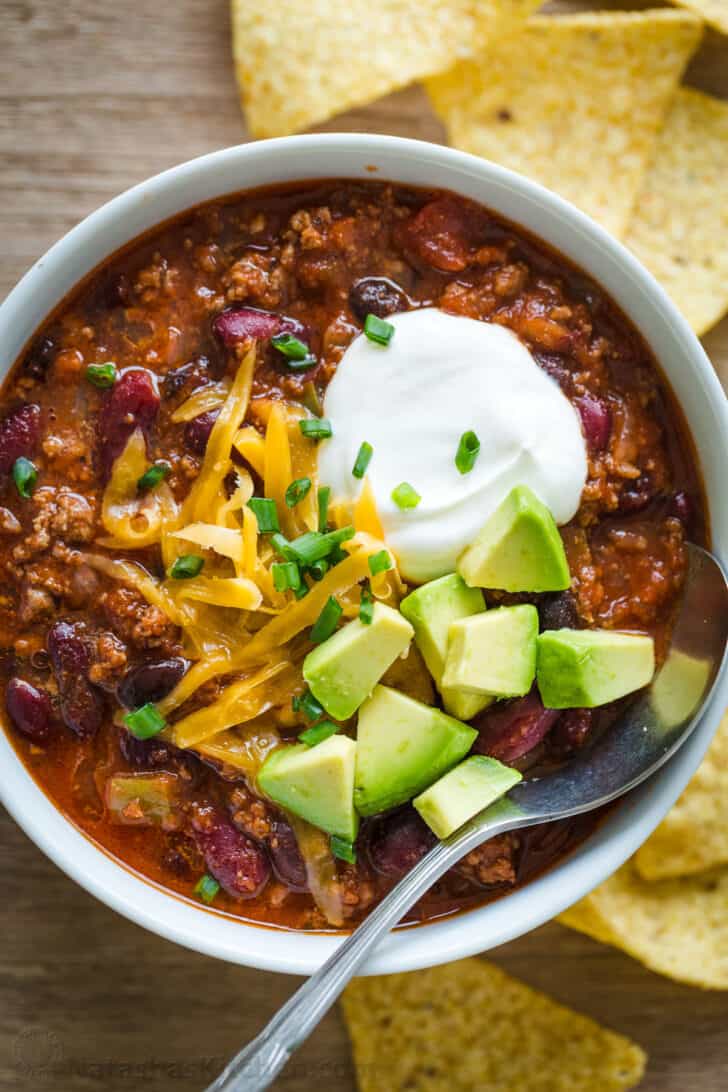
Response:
[318,309,587,583]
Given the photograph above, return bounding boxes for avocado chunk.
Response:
[400,573,492,720]
[442,604,539,697]
[354,685,476,816]
[457,484,570,592]
[413,755,523,839]
[303,602,413,721]
[536,628,655,708]
[258,735,358,840]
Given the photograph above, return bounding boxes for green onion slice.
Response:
[330,836,357,864]
[247,496,280,533]
[368,549,392,576]
[391,481,421,510]
[194,873,221,905]
[292,688,325,722]
[137,462,169,493]
[285,477,312,508]
[352,441,373,480]
[12,457,37,499]
[288,525,355,566]
[363,314,395,346]
[272,560,301,593]
[317,485,331,532]
[270,532,297,561]
[169,554,204,580]
[299,417,332,441]
[359,583,374,625]
[308,558,329,582]
[271,332,316,371]
[455,430,481,475]
[310,596,342,643]
[299,720,339,747]
[85,362,117,389]
[123,702,167,740]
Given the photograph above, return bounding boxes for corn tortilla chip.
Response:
[427,10,702,237]
[624,88,728,336]
[670,0,728,33]
[560,862,728,990]
[231,0,541,139]
[341,958,647,1092]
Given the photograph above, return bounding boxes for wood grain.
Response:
[1,2,726,1090]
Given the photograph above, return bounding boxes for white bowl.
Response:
[1,135,727,976]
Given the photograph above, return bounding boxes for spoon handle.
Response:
[205,815,513,1092]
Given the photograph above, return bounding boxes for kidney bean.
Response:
[183,410,219,455]
[619,474,654,514]
[212,305,308,348]
[538,590,579,632]
[367,807,436,877]
[97,369,160,480]
[348,277,408,322]
[163,354,213,398]
[47,621,104,740]
[6,678,56,743]
[396,196,478,272]
[119,729,174,768]
[550,708,593,757]
[0,403,41,475]
[474,690,560,764]
[192,806,270,899]
[574,393,611,452]
[266,819,308,892]
[117,657,187,709]
[24,336,57,381]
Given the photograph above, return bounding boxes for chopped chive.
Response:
[271,532,297,561]
[272,560,302,593]
[391,481,421,510]
[292,688,325,722]
[194,873,221,905]
[455,430,481,475]
[328,544,349,567]
[12,457,37,499]
[330,835,357,864]
[285,477,312,509]
[247,496,280,533]
[169,554,204,580]
[299,417,332,441]
[294,580,310,600]
[359,582,374,625]
[300,720,339,747]
[271,331,316,371]
[317,485,331,532]
[368,549,392,576]
[310,596,342,643]
[364,314,395,346]
[137,462,169,493]
[123,702,166,740]
[308,558,329,582]
[288,526,355,566]
[352,441,373,480]
[85,362,117,389]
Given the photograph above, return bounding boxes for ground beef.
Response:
[456,834,519,887]
[101,586,178,652]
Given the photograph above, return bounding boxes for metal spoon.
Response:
[206,543,728,1092]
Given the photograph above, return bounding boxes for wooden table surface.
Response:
[1,2,726,1089]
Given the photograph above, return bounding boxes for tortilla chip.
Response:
[670,0,728,33]
[634,710,728,881]
[231,0,541,139]
[624,88,728,335]
[341,958,647,1092]
[560,862,728,990]
[427,10,702,237]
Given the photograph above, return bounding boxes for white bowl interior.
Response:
[1,135,726,975]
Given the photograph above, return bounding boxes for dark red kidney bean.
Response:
[538,590,579,632]
[367,807,436,877]
[97,369,160,481]
[117,657,187,709]
[24,336,57,381]
[550,708,593,758]
[119,728,174,768]
[183,410,219,455]
[0,403,41,474]
[6,678,56,743]
[163,355,213,398]
[474,690,560,764]
[265,819,308,892]
[212,305,308,348]
[47,621,104,740]
[668,490,693,526]
[348,277,408,322]
[396,196,474,272]
[619,474,654,514]
[192,807,270,899]
[574,393,611,452]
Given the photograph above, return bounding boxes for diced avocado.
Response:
[442,604,539,697]
[400,573,492,720]
[536,628,655,708]
[354,685,476,816]
[303,602,413,721]
[413,755,522,839]
[258,735,358,841]
[457,484,570,592]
